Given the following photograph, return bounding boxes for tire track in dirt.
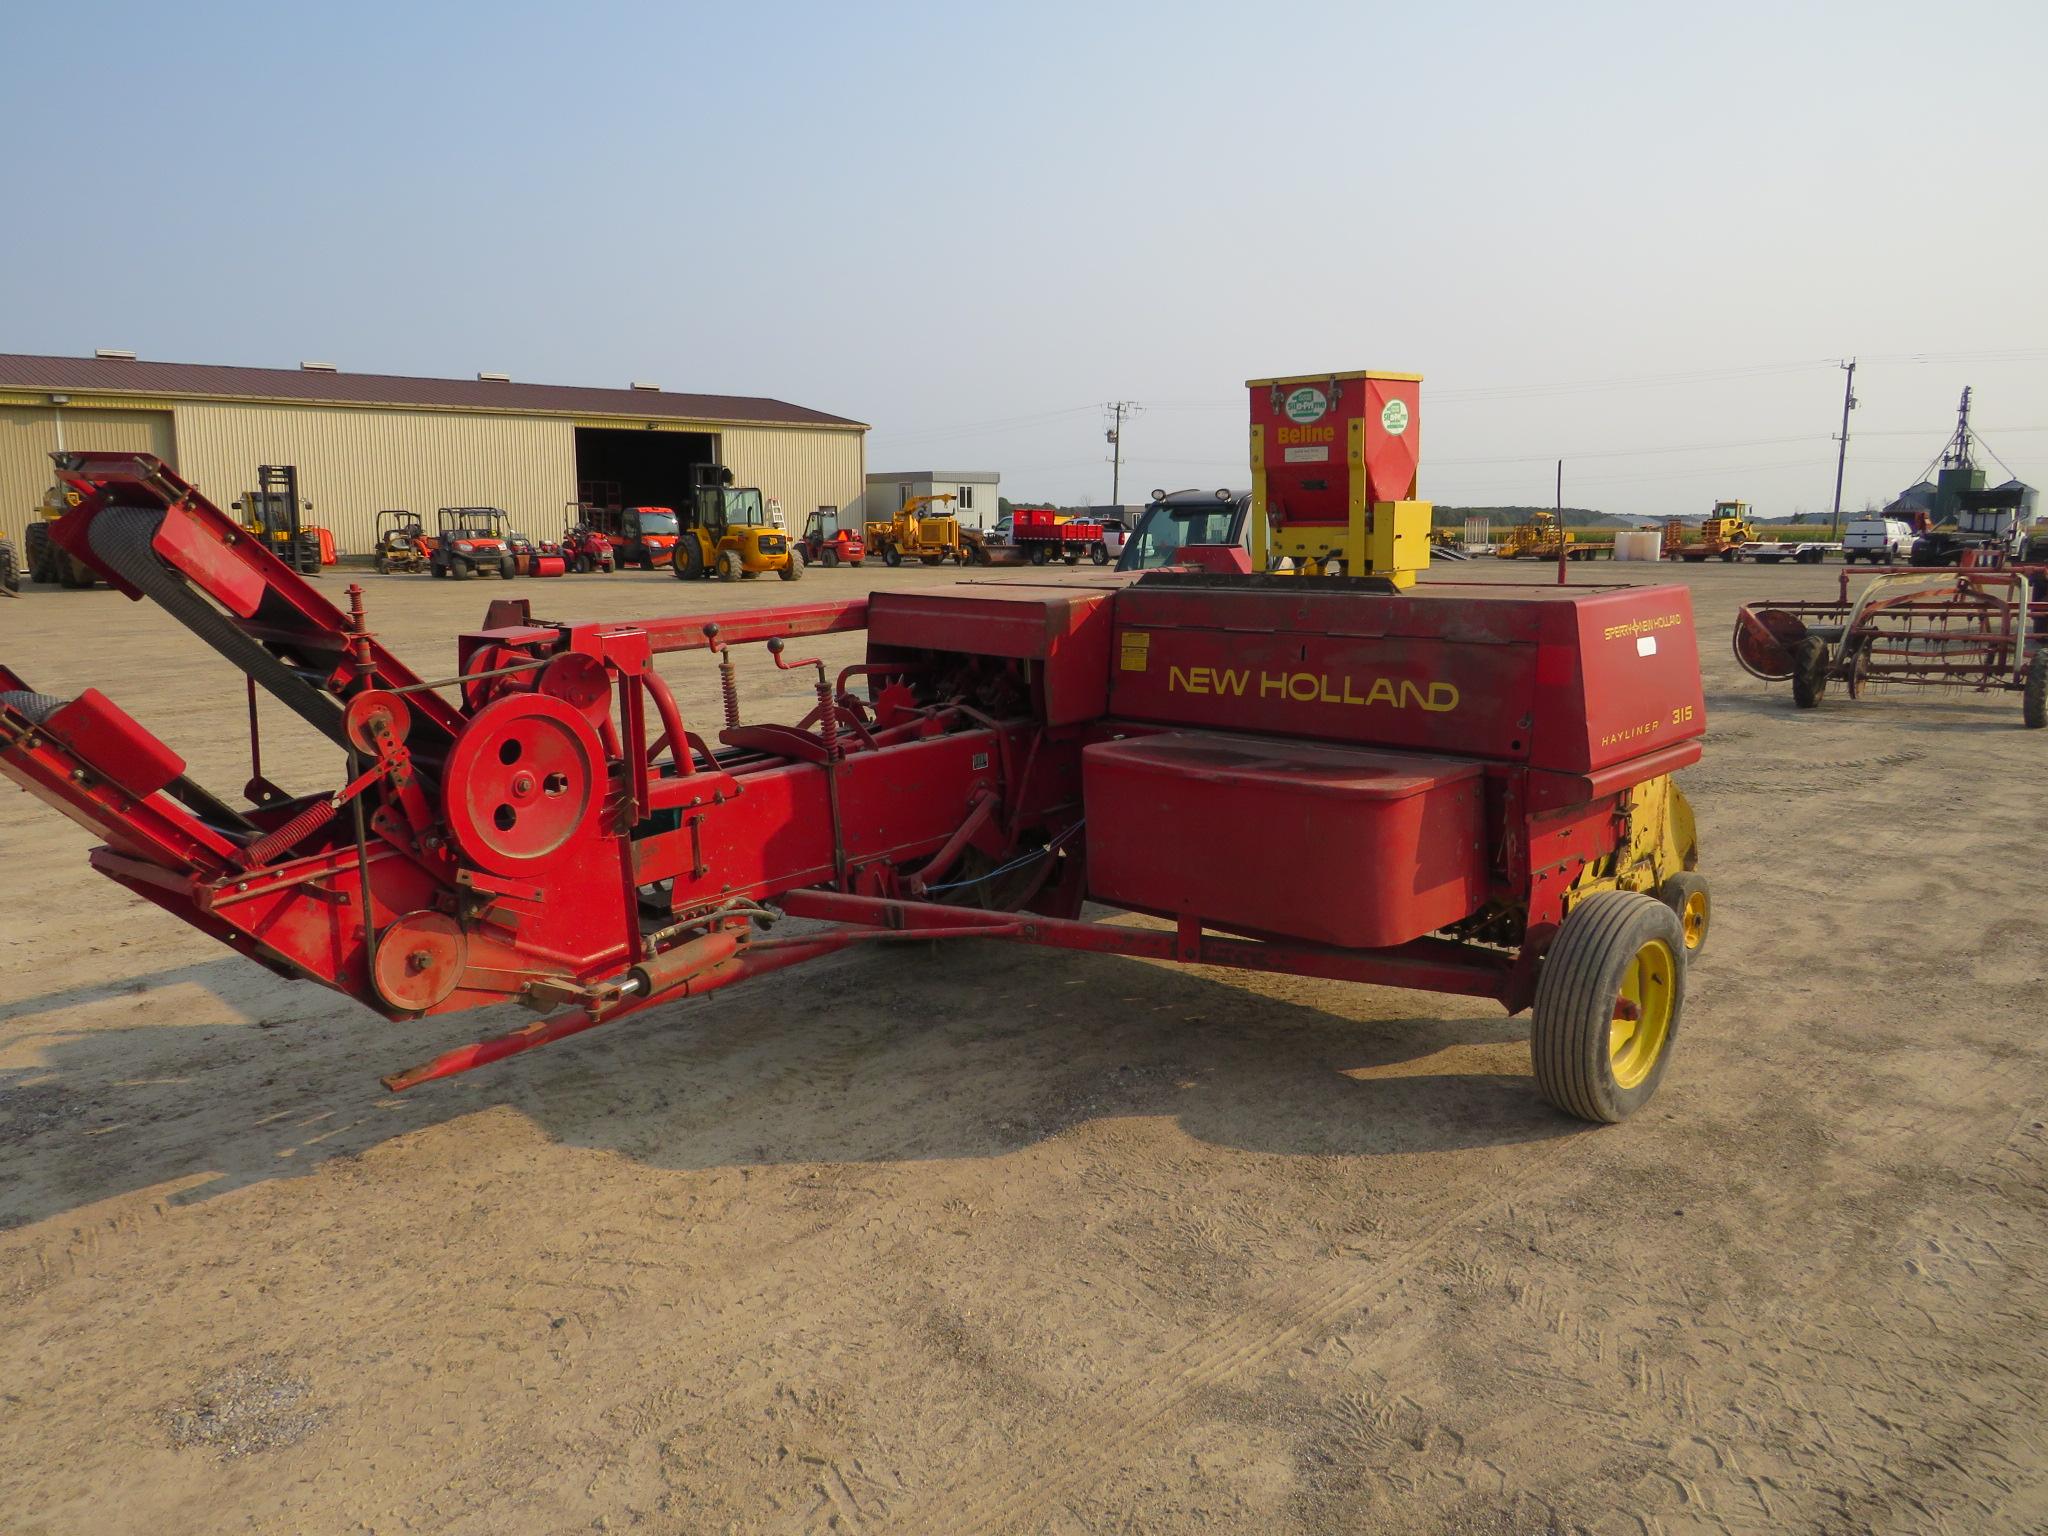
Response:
[886,1138,1584,1536]
[1335,1103,2048,1534]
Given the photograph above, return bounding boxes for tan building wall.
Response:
[172,401,576,552]
[721,424,866,527]
[0,401,177,545]
[0,396,866,555]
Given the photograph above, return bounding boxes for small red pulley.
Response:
[343,689,412,755]
[372,910,468,1012]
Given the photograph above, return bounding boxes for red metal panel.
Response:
[1544,587,1707,773]
[44,690,185,799]
[1083,732,1486,948]
[1362,377,1421,504]
[1250,376,1358,531]
[1108,610,1537,759]
[1109,582,1705,772]
[151,503,268,617]
[868,586,1113,727]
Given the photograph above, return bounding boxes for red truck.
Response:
[1013,506,1108,565]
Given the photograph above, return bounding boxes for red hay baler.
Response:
[0,449,1710,1123]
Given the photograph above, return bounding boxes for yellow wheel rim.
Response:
[1609,938,1677,1090]
[1680,891,1708,951]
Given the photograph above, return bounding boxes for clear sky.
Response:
[5,0,2043,517]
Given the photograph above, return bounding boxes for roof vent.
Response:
[631,380,660,392]
[95,348,137,361]
[299,360,338,372]
[477,370,511,383]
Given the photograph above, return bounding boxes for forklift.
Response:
[673,464,801,581]
[796,505,865,567]
[233,465,322,574]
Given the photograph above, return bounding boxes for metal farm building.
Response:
[0,352,867,553]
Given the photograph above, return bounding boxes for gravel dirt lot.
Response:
[3,554,2045,1535]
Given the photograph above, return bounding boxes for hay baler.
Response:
[1,431,1710,1124]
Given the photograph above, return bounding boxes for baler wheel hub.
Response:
[1608,938,1676,1091]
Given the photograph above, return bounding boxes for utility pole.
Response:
[1828,359,1857,541]
[1555,459,1567,586]
[1105,402,1138,504]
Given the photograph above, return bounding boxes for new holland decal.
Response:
[1167,664,1458,713]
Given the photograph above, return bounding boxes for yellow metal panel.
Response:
[719,424,865,529]
[170,401,577,555]
[1245,370,1424,387]
[572,418,714,433]
[0,405,173,545]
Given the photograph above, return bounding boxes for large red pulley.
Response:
[441,692,602,873]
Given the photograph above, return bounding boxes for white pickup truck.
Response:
[1844,515,1914,564]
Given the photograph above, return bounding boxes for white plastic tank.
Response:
[1613,530,1663,562]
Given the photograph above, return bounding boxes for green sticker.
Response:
[1380,399,1410,435]
[1284,387,1328,424]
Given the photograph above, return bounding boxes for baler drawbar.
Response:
[2,445,1711,1123]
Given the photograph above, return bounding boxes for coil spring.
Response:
[719,651,740,730]
[815,675,837,758]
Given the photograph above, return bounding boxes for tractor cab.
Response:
[1116,489,1252,572]
[799,506,865,568]
[676,464,798,581]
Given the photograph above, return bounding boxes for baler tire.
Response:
[1531,891,1686,1124]
[2023,655,2047,730]
[86,505,347,747]
[1791,637,1828,710]
[1654,872,1712,957]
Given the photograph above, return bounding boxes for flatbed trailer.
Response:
[1737,541,1839,565]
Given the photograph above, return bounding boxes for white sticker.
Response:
[1284,386,1328,424]
[1380,398,1410,435]
[1636,635,1658,657]
[1283,445,1331,463]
